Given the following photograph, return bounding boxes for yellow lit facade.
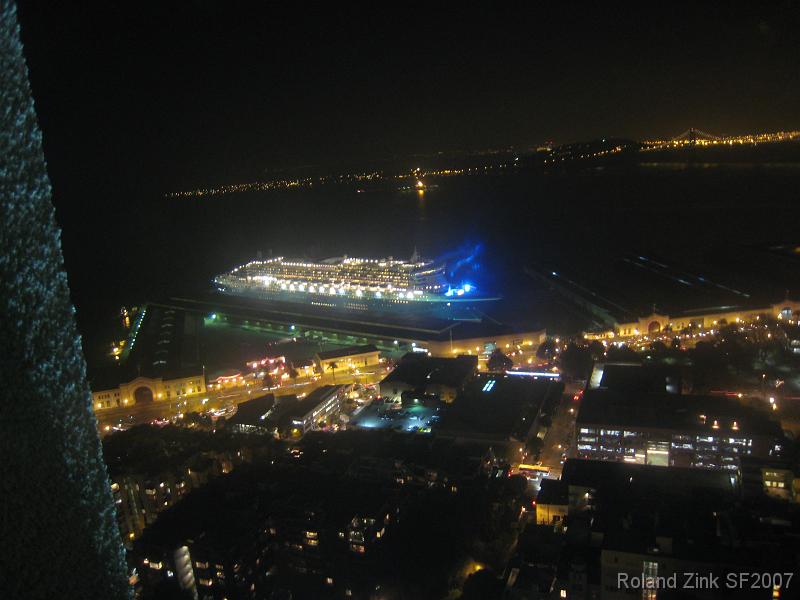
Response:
[588,300,800,340]
[316,348,381,374]
[428,330,547,358]
[762,467,800,502]
[92,374,207,411]
[536,499,568,527]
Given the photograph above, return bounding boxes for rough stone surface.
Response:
[0,2,131,598]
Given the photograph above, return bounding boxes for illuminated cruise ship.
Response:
[213,254,497,316]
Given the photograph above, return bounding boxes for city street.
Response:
[94,368,387,434]
[536,380,582,479]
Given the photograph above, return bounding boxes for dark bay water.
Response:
[60,165,800,359]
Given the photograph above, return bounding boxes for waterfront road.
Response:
[94,369,387,434]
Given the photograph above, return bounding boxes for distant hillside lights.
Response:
[165,165,482,199]
[642,129,800,149]
[164,129,800,199]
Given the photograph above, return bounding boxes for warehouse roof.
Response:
[316,344,378,361]
[577,388,782,437]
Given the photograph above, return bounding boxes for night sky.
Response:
[17,2,800,191]
[12,1,800,348]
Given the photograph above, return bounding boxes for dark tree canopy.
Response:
[0,4,130,598]
[587,340,606,360]
[558,344,594,379]
[605,344,640,363]
[487,348,513,372]
[461,569,502,600]
[286,363,299,380]
[536,338,557,360]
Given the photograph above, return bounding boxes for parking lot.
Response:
[349,402,439,433]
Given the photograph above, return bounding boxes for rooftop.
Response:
[163,294,543,344]
[297,429,493,482]
[559,459,739,559]
[577,388,783,437]
[102,424,274,479]
[226,394,275,428]
[436,374,561,440]
[136,465,389,553]
[316,344,378,361]
[89,305,203,390]
[560,458,737,497]
[381,354,477,389]
[588,362,683,395]
[536,478,568,505]
[531,245,799,325]
[281,384,344,422]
